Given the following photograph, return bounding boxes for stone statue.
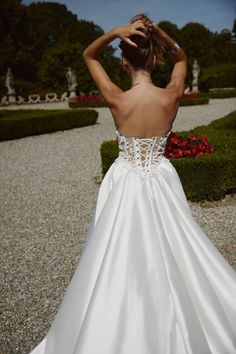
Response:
[5,68,17,104]
[66,67,77,91]
[192,60,200,85]
[191,59,200,92]
[5,68,16,95]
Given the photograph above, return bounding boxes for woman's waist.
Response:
[115,152,170,175]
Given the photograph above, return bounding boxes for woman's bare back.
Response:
[110,83,180,137]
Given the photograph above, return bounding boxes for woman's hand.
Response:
[114,21,147,47]
[149,22,165,36]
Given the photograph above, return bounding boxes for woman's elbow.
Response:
[83,49,88,60]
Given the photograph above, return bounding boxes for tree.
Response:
[231,18,236,40]
[158,21,181,42]
[38,42,83,91]
[0,0,28,43]
[0,0,30,77]
[0,1,235,95]
[212,31,236,65]
[199,63,236,90]
[60,20,104,47]
[38,41,122,94]
[179,23,214,85]
[26,2,78,60]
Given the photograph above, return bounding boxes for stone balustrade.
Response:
[0,92,71,106]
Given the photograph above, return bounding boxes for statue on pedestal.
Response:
[66,67,77,99]
[5,68,15,95]
[5,68,17,104]
[191,60,200,93]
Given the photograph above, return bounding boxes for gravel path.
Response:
[0,98,236,354]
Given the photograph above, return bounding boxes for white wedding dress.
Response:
[29,128,236,354]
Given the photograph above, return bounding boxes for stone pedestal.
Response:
[7,94,17,105]
[192,84,199,93]
[69,90,77,99]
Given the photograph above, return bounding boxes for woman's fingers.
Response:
[119,21,147,46]
[125,38,138,47]
[134,30,146,37]
[132,21,146,37]
[134,20,144,26]
[133,21,145,29]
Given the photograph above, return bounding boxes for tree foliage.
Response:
[26,2,78,59]
[0,1,235,96]
[199,63,236,90]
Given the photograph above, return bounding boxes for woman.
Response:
[29,13,236,354]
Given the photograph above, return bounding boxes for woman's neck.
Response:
[130,70,152,86]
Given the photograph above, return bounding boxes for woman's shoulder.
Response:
[118,84,178,106]
[110,84,179,125]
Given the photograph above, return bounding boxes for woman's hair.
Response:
[119,13,166,72]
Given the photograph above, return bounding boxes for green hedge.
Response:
[199,63,236,91]
[100,111,236,201]
[201,89,236,99]
[0,109,98,141]
[68,100,106,108]
[179,97,209,106]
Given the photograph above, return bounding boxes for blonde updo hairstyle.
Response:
[119,13,166,72]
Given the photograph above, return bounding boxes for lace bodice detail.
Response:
[115,129,172,175]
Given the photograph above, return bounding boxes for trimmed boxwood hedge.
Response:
[0,109,98,141]
[100,111,236,201]
[201,89,236,99]
[68,100,106,108]
[179,97,209,106]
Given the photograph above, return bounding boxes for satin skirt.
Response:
[29,157,236,354]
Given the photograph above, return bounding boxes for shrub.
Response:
[68,100,106,108]
[75,95,102,102]
[171,152,235,201]
[199,63,236,91]
[179,97,209,106]
[0,109,98,141]
[201,89,236,99]
[100,111,236,201]
[68,95,105,108]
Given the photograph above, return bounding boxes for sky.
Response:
[23,0,235,57]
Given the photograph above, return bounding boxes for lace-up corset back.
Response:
[116,129,171,174]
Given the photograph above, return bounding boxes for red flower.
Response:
[76,95,102,102]
[183,93,200,99]
[200,133,208,144]
[187,135,197,142]
[165,132,214,159]
[169,133,180,145]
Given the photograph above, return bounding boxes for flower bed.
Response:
[165,132,214,158]
[75,95,103,102]
[180,94,209,106]
[69,95,105,108]
[100,111,236,201]
[182,93,200,99]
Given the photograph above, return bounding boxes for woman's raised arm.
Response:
[82,22,147,107]
[151,23,187,98]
